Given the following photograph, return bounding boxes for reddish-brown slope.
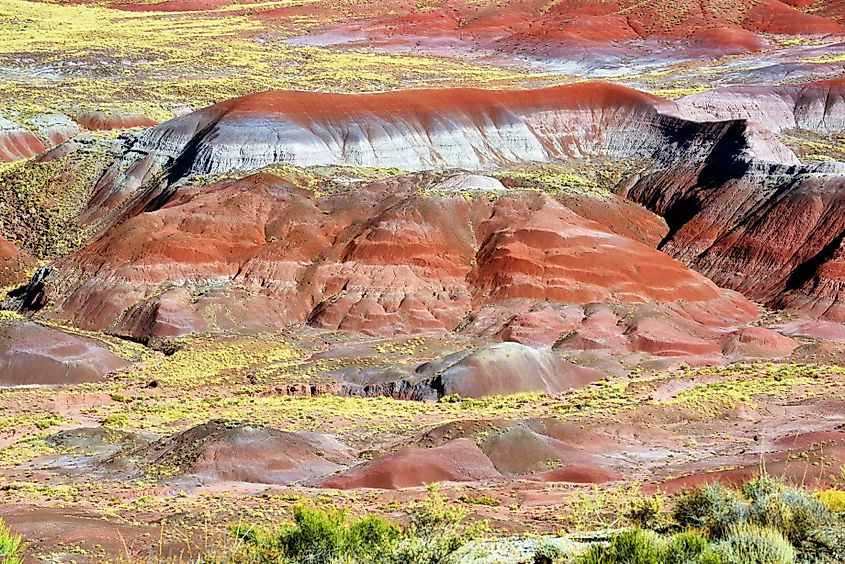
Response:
[468,193,725,305]
[89,81,798,223]
[206,81,664,119]
[0,118,44,163]
[317,439,502,489]
[628,154,845,321]
[0,320,128,385]
[308,0,844,57]
[0,237,35,286]
[44,171,756,342]
[75,111,157,131]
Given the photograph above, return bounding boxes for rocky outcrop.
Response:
[0,320,128,385]
[679,79,845,133]
[414,342,603,398]
[628,157,845,320]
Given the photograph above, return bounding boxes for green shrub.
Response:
[577,528,724,564]
[235,504,399,563]
[673,483,746,538]
[815,489,845,513]
[712,524,795,564]
[0,518,23,564]
[233,488,480,564]
[577,528,664,564]
[346,515,401,561]
[277,505,349,563]
[101,413,129,428]
[664,530,722,564]
[390,486,487,564]
[533,540,567,564]
[673,476,845,561]
[626,494,667,529]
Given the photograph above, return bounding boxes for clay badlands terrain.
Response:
[6,0,845,561]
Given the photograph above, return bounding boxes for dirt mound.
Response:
[0,320,128,385]
[0,237,35,286]
[415,343,603,398]
[417,419,621,481]
[721,327,799,358]
[316,438,501,489]
[0,117,44,162]
[75,111,157,131]
[42,428,155,472]
[111,419,354,484]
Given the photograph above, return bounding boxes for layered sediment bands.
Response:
[43,171,756,342]
[311,0,844,58]
[75,111,157,131]
[83,82,799,233]
[26,115,80,149]
[628,155,845,319]
[0,117,45,162]
[679,79,845,133]
[419,418,622,480]
[467,192,733,304]
[138,83,678,173]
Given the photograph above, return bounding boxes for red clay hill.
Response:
[44,173,756,344]
[39,0,845,56]
[290,0,845,56]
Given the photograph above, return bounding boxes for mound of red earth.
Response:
[39,171,756,353]
[329,341,604,400]
[320,417,627,489]
[0,115,78,163]
[75,111,157,131]
[678,78,845,133]
[420,419,623,482]
[317,438,501,489]
[108,420,353,485]
[0,117,44,162]
[0,320,128,386]
[25,82,845,345]
[0,237,35,286]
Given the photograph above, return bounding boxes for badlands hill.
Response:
[6,0,845,559]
